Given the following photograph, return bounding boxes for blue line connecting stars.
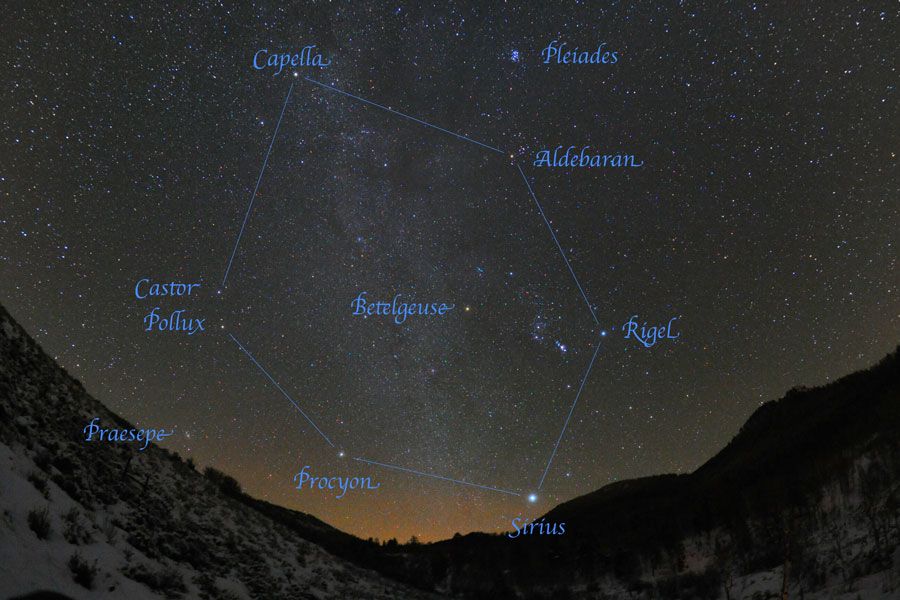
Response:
[221,82,294,290]
[221,78,605,499]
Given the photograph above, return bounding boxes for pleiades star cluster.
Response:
[1,3,896,542]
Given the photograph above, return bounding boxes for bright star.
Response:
[527,493,537,503]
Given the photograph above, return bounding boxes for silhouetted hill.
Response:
[547,347,900,534]
[401,348,900,598]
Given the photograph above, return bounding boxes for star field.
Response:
[1,3,897,542]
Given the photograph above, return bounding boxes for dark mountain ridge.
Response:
[548,345,900,533]
[398,347,900,598]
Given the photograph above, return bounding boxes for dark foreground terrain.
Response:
[1,302,898,599]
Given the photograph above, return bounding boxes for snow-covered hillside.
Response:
[0,305,434,599]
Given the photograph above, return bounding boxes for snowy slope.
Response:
[0,304,435,599]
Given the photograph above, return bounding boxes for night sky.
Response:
[2,3,897,542]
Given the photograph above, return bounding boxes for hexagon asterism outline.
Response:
[221,79,606,497]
